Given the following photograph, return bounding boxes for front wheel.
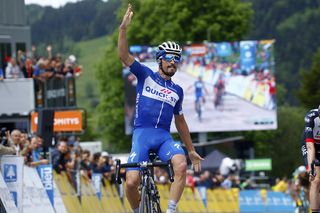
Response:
[139,186,150,213]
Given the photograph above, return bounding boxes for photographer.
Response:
[0,127,16,155]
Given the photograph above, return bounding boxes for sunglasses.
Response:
[162,54,181,63]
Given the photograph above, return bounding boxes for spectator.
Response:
[17,50,26,77]
[51,141,69,173]
[21,136,48,167]
[186,169,195,192]
[0,129,16,155]
[272,176,288,193]
[33,58,49,81]
[20,133,30,149]
[5,58,24,79]
[9,129,21,155]
[62,58,74,77]
[80,149,91,179]
[221,174,235,189]
[91,152,113,180]
[25,58,34,78]
[212,170,224,188]
[197,170,214,189]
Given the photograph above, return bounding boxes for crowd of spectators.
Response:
[0,45,82,81]
[0,128,114,185]
[0,128,310,209]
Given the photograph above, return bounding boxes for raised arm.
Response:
[118,4,135,66]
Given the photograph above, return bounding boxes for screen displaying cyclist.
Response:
[301,105,320,213]
[118,4,203,213]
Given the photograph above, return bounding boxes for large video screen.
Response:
[123,40,277,134]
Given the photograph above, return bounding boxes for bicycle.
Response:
[115,153,174,213]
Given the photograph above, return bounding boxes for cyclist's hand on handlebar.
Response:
[308,164,316,181]
[188,151,204,173]
[309,172,315,182]
[120,4,133,29]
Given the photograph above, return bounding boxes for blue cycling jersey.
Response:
[129,60,184,131]
[194,81,204,99]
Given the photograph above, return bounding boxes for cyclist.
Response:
[118,4,203,213]
[187,76,208,120]
[301,105,320,213]
[213,75,225,108]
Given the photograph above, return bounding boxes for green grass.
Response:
[73,35,111,138]
[75,35,110,109]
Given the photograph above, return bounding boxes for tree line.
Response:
[27,0,320,177]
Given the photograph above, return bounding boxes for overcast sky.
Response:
[25,0,82,8]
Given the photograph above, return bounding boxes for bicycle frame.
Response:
[115,159,174,213]
[139,167,161,213]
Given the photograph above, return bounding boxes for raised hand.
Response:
[120,4,133,30]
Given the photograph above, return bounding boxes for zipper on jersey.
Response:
[155,81,166,128]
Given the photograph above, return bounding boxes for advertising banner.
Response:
[92,173,102,200]
[30,109,84,133]
[245,159,272,171]
[0,172,19,213]
[240,41,257,72]
[123,40,277,134]
[22,166,55,213]
[239,190,295,212]
[52,181,68,213]
[38,164,54,206]
[0,156,23,212]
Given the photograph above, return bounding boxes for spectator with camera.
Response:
[0,127,16,155]
[20,135,49,167]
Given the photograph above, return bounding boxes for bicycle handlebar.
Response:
[115,159,175,184]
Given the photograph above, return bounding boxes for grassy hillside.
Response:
[75,35,109,110]
[73,35,112,141]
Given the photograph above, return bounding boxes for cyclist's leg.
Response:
[310,145,320,212]
[157,139,187,212]
[126,128,152,210]
[195,96,200,112]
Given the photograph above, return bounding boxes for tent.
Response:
[201,149,228,171]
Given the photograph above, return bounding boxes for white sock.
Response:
[166,200,177,213]
[133,207,139,213]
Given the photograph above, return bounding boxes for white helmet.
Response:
[156,41,182,59]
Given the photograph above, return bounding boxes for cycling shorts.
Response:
[127,128,185,171]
